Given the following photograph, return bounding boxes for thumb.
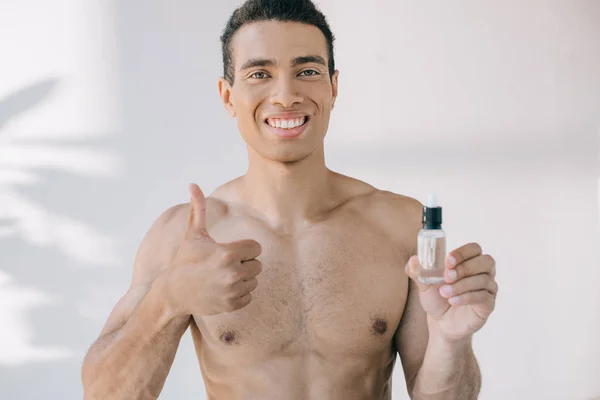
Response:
[186,183,212,241]
[405,255,452,319]
[405,255,434,292]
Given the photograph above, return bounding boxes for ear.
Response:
[331,70,339,110]
[218,77,236,118]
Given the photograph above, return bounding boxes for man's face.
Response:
[218,21,339,163]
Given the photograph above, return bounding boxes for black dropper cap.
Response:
[422,194,442,230]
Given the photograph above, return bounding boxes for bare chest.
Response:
[193,214,411,362]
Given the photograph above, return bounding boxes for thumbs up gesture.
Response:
[167,184,263,317]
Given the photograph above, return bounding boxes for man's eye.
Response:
[299,70,320,77]
[250,72,269,79]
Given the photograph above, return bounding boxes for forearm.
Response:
[411,335,481,400]
[82,274,190,400]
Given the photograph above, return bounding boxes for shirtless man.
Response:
[81,0,498,398]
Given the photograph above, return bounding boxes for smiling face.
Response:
[218,21,339,163]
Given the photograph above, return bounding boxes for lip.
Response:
[264,115,310,139]
[264,112,309,120]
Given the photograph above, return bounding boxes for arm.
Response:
[394,278,481,400]
[81,204,191,400]
[381,190,492,399]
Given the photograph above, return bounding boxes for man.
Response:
[81,0,498,399]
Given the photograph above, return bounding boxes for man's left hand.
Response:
[405,242,498,343]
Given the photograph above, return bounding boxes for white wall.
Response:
[1,1,599,399]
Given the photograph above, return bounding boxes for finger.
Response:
[223,259,262,285]
[226,239,262,261]
[238,259,263,281]
[449,291,496,319]
[447,242,483,269]
[232,277,259,296]
[186,183,212,241]
[445,254,495,283]
[439,274,498,299]
[447,289,493,307]
[228,293,253,312]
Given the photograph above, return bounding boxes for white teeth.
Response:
[267,117,306,129]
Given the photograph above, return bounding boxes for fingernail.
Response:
[447,256,457,267]
[440,285,452,297]
[449,296,461,305]
[446,269,457,282]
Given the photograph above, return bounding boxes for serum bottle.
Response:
[417,194,446,284]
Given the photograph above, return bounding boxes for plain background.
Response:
[1,0,599,399]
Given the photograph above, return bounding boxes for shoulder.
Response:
[333,173,423,235]
[371,189,422,229]
[332,172,422,216]
[366,189,423,217]
[352,188,423,252]
[131,196,228,285]
[146,196,228,244]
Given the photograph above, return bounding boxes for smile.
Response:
[264,116,310,138]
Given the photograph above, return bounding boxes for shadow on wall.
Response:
[0,78,124,398]
[0,79,122,267]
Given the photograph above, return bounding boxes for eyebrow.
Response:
[240,55,327,71]
[292,55,326,68]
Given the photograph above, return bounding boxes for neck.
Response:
[238,145,336,229]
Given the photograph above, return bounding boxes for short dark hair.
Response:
[220,0,336,85]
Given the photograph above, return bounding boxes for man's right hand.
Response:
[165,183,263,317]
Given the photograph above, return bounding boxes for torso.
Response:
[186,178,419,400]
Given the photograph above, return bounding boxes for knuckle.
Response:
[252,240,262,254]
[456,275,479,292]
[491,280,499,293]
[483,292,494,303]
[244,260,261,276]
[249,278,259,291]
[474,274,488,288]
[225,283,240,298]
[226,297,240,311]
[254,260,264,274]
[471,242,483,254]
[455,265,466,280]
[462,262,472,277]
[219,248,239,264]
[483,254,495,266]
[224,269,241,284]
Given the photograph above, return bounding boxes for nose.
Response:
[270,76,303,108]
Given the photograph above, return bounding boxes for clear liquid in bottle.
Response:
[417,193,446,284]
[417,229,446,284]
